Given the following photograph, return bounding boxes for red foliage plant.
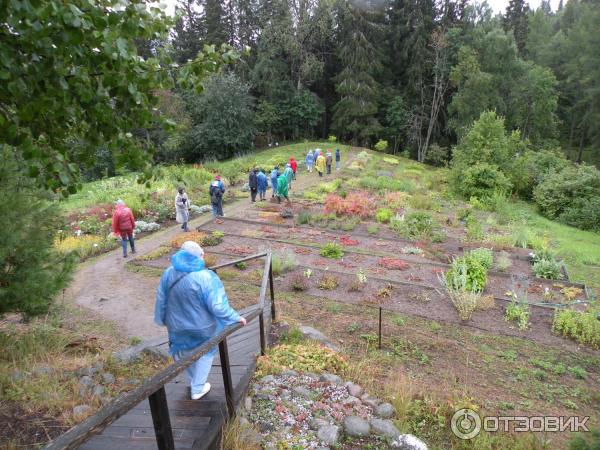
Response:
[85,203,115,221]
[324,191,376,218]
[379,258,410,270]
[339,235,359,246]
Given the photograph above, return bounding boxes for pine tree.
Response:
[504,0,530,55]
[204,0,229,46]
[171,0,205,63]
[332,4,382,145]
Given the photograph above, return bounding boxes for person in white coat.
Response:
[175,187,190,232]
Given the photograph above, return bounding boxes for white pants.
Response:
[174,350,214,395]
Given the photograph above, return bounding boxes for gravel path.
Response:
[66,150,359,341]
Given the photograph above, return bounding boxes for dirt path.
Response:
[66,150,359,341]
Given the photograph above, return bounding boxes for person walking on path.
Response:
[257,168,268,201]
[154,241,247,400]
[305,150,314,173]
[325,150,333,175]
[111,199,136,258]
[248,168,258,203]
[284,163,294,190]
[290,157,297,179]
[315,151,326,177]
[335,148,341,170]
[175,187,190,232]
[209,178,224,220]
[270,166,279,198]
[276,172,290,204]
[314,148,321,162]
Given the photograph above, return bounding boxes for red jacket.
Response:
[112,205,136,236]
[290,158,297,173]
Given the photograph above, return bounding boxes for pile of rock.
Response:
[242,370,428,450]
[73,362,119,419]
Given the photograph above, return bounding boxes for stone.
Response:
[280,390,291,401]
[345,382,364,398]
[79,376,94,387]
[34,366,52,376]
[72,404,93,419]
[371,418,401,439]
[100,396,112,406]
[392,434,428,450]
[281,369,298,377]
[304,372,319,380]
[77,367,98,377]
[99,297,109,302]
[292,386,312,399]
[239,416,250,426]
[375,402,396,419]
[92,385,105,396]
[360,393,382,409]
[342,396,361,407]
[254,393,274,401]
[101,372,115,384]
[298,325,339,352]
[113,346,143,364]
[142,346,171,361]
[343,415,370,437]
[125,378,139,386]
[244,396,252,412]
[10,370,23,381]
[93,361,105,371]
[260,375,276,384]
[319,373,342,385]
[317,425,340,446]
[280,209,294,219]
[309,418,330,431]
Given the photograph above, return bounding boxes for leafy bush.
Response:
[297,210,312,225]
[533,164,600,232]
[272,250,298,276]
[375,208,394,224]
[445,256,487,293]
[288,272,309,291]
[465,216,484,241]
[328,135,337,142]
[505,300,530,331]
[200,231,224,246]
[324,191,376,218]
[423,144,448,167]
[532,258,562,280]
[453,163,513,200]
[439,262,481,321]
[317,274,339,290]
[511,149,568,198]
[256,343,348,377]
[374,140,389,152]
[552,309,600,349]
[320,242,344,259]
[390,211,435,240]
[467,248,494,271]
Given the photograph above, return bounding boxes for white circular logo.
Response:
[451,408,482,440]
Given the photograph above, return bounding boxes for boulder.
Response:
[392,434,428,450]
[345,382,364,398]
[342,396,361,407]
[343,415,370,437]
[92,385,105,397]
[78,376,94,387]
[260,375,276,384]
[309,418,330,431]
[371,418,400,439]
[319,373,342,385]
[375,402,396,419]
[72,404,93,419]
[360,393,382,409]
[142,346,171,361]
[101,372,115,384]
[298,326,339,352]
[281,369,298,377]
[317,425,340,446]
[292,386,312,399]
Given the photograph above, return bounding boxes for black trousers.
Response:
[250,188,257,202]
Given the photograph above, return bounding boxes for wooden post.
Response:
[259,313,266,356]
[378,307,382,350]
[219,338,235,419]
[148,386,175,450]
[269,260,276,320]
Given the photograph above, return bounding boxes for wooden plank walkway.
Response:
[80,306,262,450]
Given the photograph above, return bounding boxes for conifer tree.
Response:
[504,0,530,55]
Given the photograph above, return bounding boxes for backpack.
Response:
[210,185,222,204]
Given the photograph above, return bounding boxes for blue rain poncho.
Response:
[257,171,268,191]
[154,250,241,356]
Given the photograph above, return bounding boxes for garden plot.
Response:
[198,218,588,305]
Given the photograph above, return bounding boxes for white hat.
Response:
[116,199,124,205]
[181,241,204,259]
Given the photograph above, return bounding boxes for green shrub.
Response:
[272,250,298,276]
[445,256,487,293]
[454,163,512,200]
[288,272,309,291]
[465,216,484,241]
[467,248,494,270]
[328,135,337,142]
[318,274,339,290]
[375,208,394,224]
[532,258,562,280]
[367,224,380,234]
[495,251,512,272]
[553,309,600,349]
[533,164,600,232]
[374,140,389,152]
[505,300,530,331]
[511,149,569,198]
[439,260,481,320]
[423,144,448,167]
[340,217,360,231]
[297,210,312,225]
[320,242,344,259]
[391,211,435,240]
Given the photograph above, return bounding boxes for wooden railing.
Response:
[44,252,275,450]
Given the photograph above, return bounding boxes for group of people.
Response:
[305,148,341,177]
[248,160,295,204]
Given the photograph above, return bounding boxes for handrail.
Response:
[44,251,275,450]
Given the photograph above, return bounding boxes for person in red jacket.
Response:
[290,157,297,179]
[112,199,136,258]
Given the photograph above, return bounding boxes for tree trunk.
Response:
[567,116,576,160]
[577,126,585,164]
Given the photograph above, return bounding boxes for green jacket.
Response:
[276,174,289,197]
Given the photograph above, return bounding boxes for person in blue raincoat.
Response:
[154,241,247,400]
[305,150,314,172]
[270,166,279,198]
[257,168,268,201]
